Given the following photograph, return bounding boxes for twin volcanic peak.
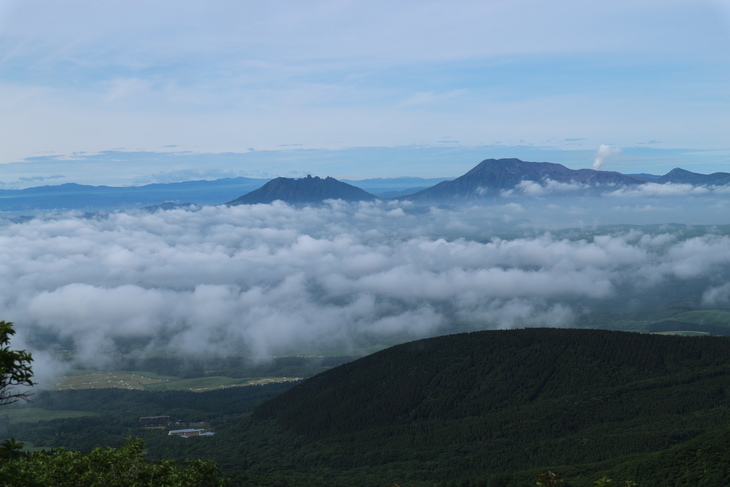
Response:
[226,174,377,205]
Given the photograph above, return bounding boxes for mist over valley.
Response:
[3,159,730,390]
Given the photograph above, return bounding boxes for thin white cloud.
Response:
[398,90,468,108]
[607,183,718,197]
[702,283,730,307]
[0,1,728,167]
[502,179,592,196]
[499,179,730,201]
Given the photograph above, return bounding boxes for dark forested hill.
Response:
[224,328,730,486]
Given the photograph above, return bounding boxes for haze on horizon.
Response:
[0,0,729,188]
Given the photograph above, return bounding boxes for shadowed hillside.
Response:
[220,328,730,486]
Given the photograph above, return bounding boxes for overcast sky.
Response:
[1,0,729,186]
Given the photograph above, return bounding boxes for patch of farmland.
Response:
[54,372,175,391]
[673,309,730,325]
[143,376,301,392]
[53,371,301,392]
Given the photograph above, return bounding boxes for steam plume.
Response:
[593,144,622,170]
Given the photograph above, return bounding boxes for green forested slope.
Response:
[605,425,730,487]
[228,328,730,486]
[255,328,730,435]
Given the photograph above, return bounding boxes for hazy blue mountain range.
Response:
[657,167,730,185]
[341,176,451,198]
[227,175,377,205]
[1,159,728,211]
[0,175,442,212]
[0,177,268,212]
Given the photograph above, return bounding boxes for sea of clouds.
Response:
[2,189,730,387]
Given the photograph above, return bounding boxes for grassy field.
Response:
[674,309,730,325]
[652,331,710,336]
[53,371,301,392]
[54,372,175,391]
[584,307,730,334]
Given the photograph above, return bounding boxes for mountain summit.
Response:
[657,167,730,186]
[227,175,377,205]
[407,158,643,201]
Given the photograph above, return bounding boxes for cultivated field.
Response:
[674,309,730,325]
[53,371,300,392]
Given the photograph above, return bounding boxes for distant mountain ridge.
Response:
[227,175,377,205]
[657,167,730,185]
[225,160,730,206]
[0,177,268,211]
[407,158,639,201]
[403,158,730,201]
[0,159,728,211]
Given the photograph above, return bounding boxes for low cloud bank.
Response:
[1,197,729,385]
[502,179,730,199]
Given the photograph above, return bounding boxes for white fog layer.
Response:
[2,194,730,386]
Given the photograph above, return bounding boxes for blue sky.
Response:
[1,0,729,187]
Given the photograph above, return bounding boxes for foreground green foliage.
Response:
[0,437,226,487]
[0,322,34,406]
[0,321,228,486]
[606,424,730,487]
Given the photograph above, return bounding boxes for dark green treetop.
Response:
[0,321,34,407]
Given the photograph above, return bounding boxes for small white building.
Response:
[168,428,214,437]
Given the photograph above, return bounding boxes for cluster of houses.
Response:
[138,415,215,437]
[167,428,215,437]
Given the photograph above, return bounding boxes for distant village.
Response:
[138,415,215,438]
